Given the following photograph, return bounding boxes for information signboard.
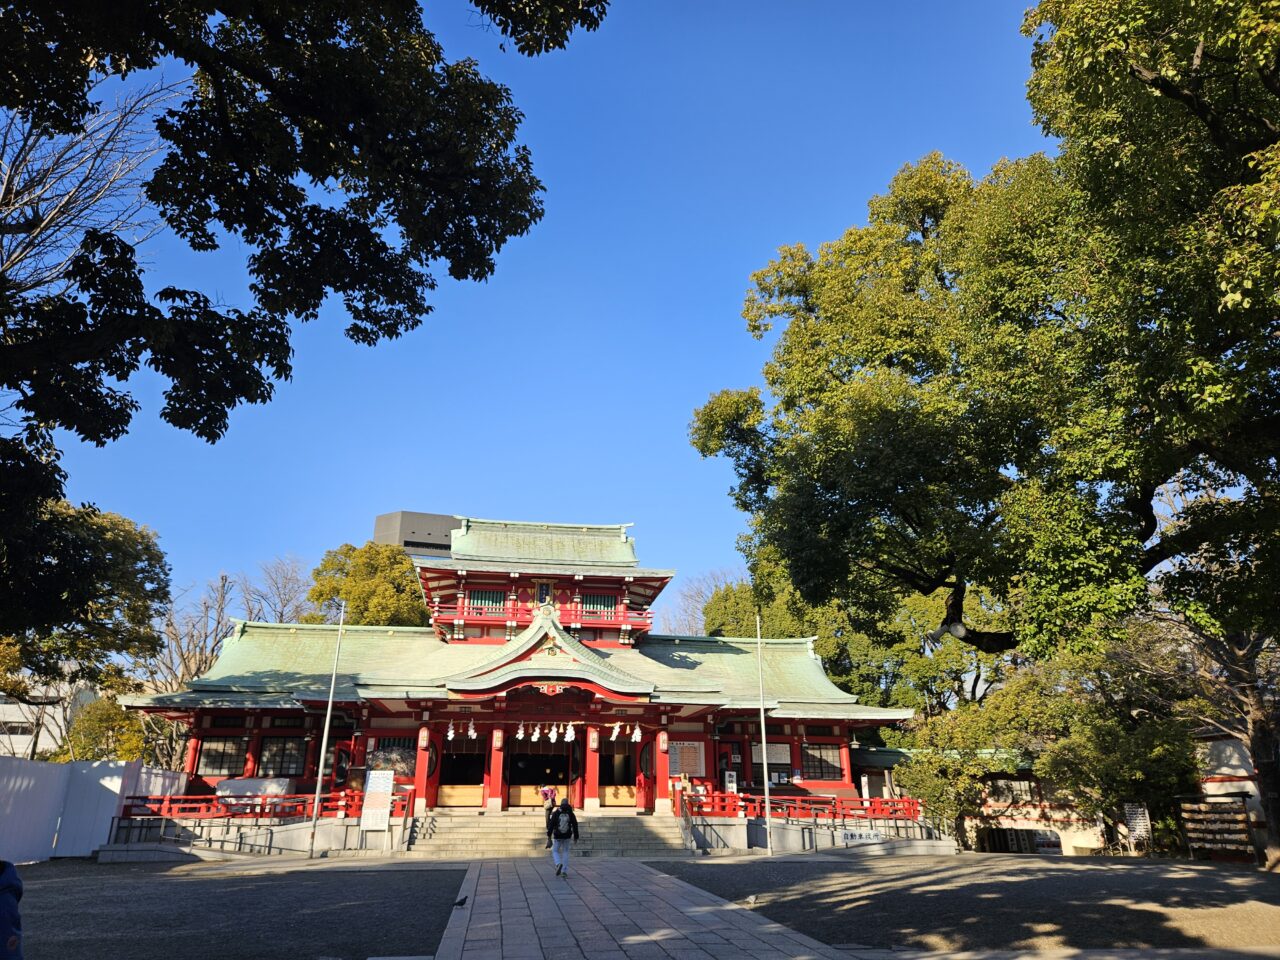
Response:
[360,769,396,832]
[841,829,884,844]
[668,740,705,778]
[1124,802,1152,841]
[751,742,792,766]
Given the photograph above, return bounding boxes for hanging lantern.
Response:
[532,724,541,742]
[467,718,477,740]
[631,722,642,743]
[565,722,576,742]
[446,720,455,741]
[610,722,621,741]
[549,723,559,743]
[516,722,526,740]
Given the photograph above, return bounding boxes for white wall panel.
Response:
[0,757,185,861]
[0,756,69,863]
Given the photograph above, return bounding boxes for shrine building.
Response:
[130,517,912,815]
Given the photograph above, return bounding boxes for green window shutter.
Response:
[468,589,505,611]
[582,593,617,614]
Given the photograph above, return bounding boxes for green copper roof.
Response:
[124,616,913,724]
[451,517,639,566]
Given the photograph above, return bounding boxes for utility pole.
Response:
[756,611,774,857]
[307,600,346,860]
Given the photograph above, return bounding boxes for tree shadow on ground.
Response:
[656,853,1280,951]
[18,859,465,960]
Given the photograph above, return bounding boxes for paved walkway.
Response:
[434,858,849,959]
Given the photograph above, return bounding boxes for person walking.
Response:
[539,782,557,847]
[546,797,579,878]
[539,782,557,821]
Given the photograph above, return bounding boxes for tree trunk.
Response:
[954,813,972,850]
[1245,695,1280,869]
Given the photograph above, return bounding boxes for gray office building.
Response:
[372,511,462,557]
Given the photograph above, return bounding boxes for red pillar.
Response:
[183,734,201,776]
[655,731,671,814]
[584,725,600,811]
[485,727,506,811]
[413,724,431,814]
[789,737,802,786]
[422,725,443,809]
[243,733,261,778]
[840,736,854,786]
[304,734,321,784]
[635,734,654,811]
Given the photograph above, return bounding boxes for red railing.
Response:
[121,790,414,820]
[685,791,922,822]
[433,601,654,630]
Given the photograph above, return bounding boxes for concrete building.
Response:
[371,511,460,557]
[0,686,97,759]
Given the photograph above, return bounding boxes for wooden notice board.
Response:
[1180,798,1256,862]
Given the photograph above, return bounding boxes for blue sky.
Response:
[58,1,1050,614]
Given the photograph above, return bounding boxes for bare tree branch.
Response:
[0,80,182,297]
[655,567,746,636]
[237,555,313,623]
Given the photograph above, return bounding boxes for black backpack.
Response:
[553,808,573,837]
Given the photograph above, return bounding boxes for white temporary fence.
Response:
[0,756,185,862]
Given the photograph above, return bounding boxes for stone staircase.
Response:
[402,810,692,859]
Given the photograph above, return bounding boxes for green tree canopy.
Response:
[895,650,1199,847]
[306,541,430,627]
[701,563,1009,722]
[2,502,169,701]
[0,0,609,638]
[692,0,1279,859]
[690,151,1156,656]
[50,697,147,763]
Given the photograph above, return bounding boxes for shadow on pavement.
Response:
[655,853,1280,951]
[17,858,465,960]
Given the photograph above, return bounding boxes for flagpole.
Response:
[308,600,346,860]
[756,611,774,857]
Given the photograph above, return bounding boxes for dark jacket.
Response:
[546,805,579,841]
[0,860,22,960]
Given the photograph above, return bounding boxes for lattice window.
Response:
[258,737,307,777]
[800,742,842,781]
[468,589,505,612]
[196,737,247,776]
[582,593,617,614]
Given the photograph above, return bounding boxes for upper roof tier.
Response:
[449,517,639,567]
[123,613,914,726]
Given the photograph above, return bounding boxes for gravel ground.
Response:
[654,852,1280,952]
[15,858,465,960]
